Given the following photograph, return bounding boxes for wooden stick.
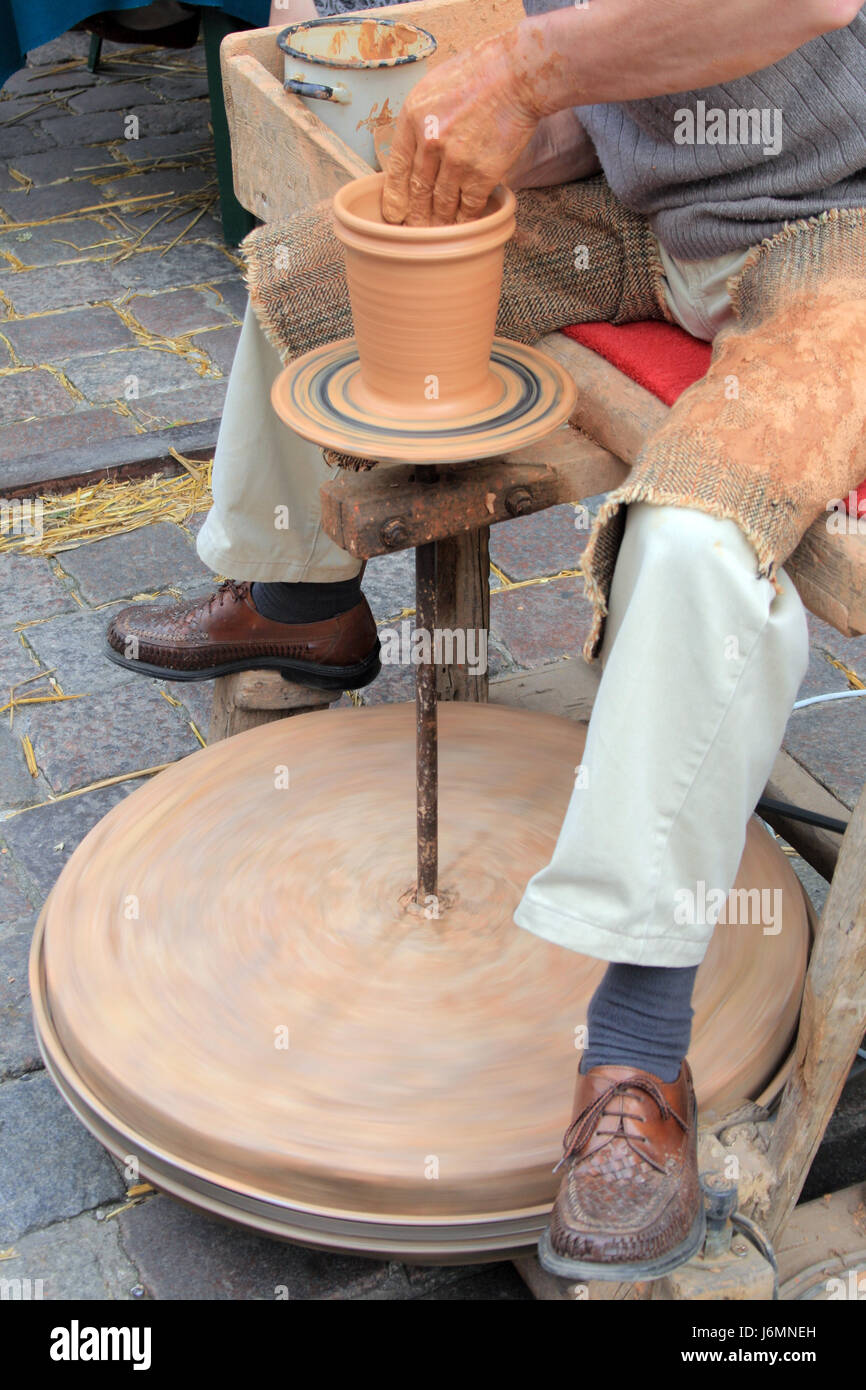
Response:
[761,776,866,1238]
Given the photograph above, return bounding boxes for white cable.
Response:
[792,689,866,711]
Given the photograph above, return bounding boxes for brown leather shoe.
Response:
[105,580,380,691]
[539,1062,704,1281]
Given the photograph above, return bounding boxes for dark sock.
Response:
[581,961,699,1083]
[251,576,362,624]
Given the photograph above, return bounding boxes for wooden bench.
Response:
[218,0,866,1298]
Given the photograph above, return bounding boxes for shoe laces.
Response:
[554,1077,687,1176]
[207,579,248,611]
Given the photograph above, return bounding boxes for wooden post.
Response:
[434,528,490,703]
[759,777,866,1239]
[209,670,340,743]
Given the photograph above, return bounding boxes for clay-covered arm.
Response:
[383,0,863,225]
[508,0,862,115]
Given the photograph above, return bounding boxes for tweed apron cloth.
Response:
[243,177,866,659]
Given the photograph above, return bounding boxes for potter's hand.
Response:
[382,36,539,227]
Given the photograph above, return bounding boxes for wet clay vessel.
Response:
[271,173,578,463]
[335,172,516,419]
[31,703,811,1260]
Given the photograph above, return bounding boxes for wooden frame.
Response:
[216,0,866,1297]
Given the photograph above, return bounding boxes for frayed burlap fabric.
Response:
[581,207,866,657]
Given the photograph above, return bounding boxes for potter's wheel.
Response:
[271,337,578,463]
[31,702,810,1261]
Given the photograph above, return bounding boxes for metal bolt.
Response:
[732,1242,748,1257]
[504,487,533,517]
[380,517,410,549]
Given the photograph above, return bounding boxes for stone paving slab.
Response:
[0,553,77,626]
[0,124,60,157]
[0,367,76,422]
[54,522,210,604]
[360,657,417,706]
[62,345,209,404]
[784,696,866,812]
[491,577,596,669]
[1,260,122,315]
[130,380,227,429]
[21,33,95,64]
[798,650,850,702]
[107,241,239,293]
[162,669,214,737]
[192,326,240,377]
[0,625,44,688]
[0,180,110,225]
[127,287,232,337]
[147,74,210,103]
[0,917,41,1080]
[0,725,48,809]
[26,679,201,794]
[1,305,135,361]
[21,602,141,695]
[3,146,121,187]
[0,219,125,270]
[1,782,145,897]
[362,549,415,623]
[0,405,139,464]
[0,1210,141,1301]
[0,94,67,123]
[4,67,100,96]
[807,613,866,685]
[120,131,216,163]
[66,81,166,115]
[212,278,249,322]
[490,502,589,582]
[0,1070,126,1245]
[99,166,214,204]
[0,849,40,923]
[38,98,212,147]
[117,1195,526,1301]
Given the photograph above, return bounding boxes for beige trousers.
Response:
[196,242,809,967]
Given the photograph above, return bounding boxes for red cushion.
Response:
[562,320,866,517]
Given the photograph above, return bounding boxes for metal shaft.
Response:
[415,536,438,903]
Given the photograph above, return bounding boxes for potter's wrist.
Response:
[501,20,569,121]
[505,19,567,120]
[487,26,546,123]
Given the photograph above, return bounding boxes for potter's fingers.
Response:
[403,145,441,227]
[455,181,493,224]
[429,166,463,226]
[381,120,417,224]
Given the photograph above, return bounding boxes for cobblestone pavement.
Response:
[1,28,864,1307]
[0,31,244,472]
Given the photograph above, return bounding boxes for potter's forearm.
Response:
[505,0,862,117]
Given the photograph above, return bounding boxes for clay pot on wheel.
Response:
[332,172,517,420]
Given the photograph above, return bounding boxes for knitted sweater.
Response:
[523,0,866,257]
